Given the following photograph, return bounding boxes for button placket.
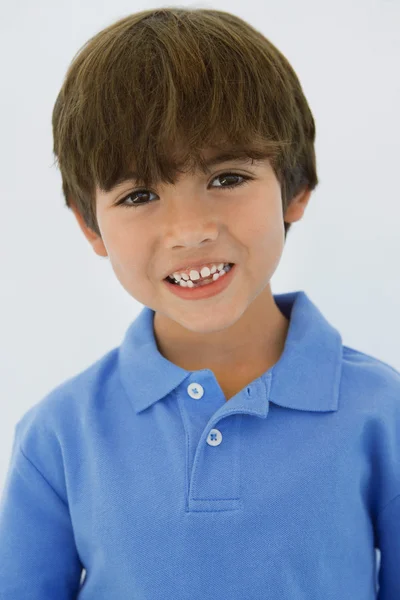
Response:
[187,382,223,443]
[184,377,241,511]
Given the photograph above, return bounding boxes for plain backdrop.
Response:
[0,6,399,573]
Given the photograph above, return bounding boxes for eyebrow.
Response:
[106,151,259,191]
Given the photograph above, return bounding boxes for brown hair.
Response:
[51,7,318,239]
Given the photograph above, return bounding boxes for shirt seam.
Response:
[377,492,400,522]
[18,443,68,508]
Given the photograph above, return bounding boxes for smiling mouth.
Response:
[165,263,235,286]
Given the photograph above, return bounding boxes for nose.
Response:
[162,195,220,249]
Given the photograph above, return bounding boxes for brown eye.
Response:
[116,172,253,208]
[116,189,156,208]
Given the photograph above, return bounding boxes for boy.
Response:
[0,7,399,599]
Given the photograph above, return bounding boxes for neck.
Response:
[153,285,290,378]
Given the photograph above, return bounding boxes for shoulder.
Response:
[343,345,400,377]
[340,344,400,412]
[15,346,121,448]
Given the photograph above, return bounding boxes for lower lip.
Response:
[163,264,237,300]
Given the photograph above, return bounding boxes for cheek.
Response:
[238,202,283,245]
[102,221,142,257]
[101,229,145,279]
[243,200,285,266]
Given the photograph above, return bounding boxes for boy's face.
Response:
[71,149,310,335]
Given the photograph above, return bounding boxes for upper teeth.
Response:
[170,262,229,281]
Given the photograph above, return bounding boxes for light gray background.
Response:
[1,8,399,578]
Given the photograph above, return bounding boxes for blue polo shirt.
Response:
[1,289,400,599]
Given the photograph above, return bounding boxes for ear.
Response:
[70,202,108,258]
[284,186,312,224]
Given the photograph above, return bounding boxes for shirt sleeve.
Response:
[376,493,400,599]
[0,425,83,599]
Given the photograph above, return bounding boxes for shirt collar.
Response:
[118,290,342,416]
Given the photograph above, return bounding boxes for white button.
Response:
[207,428,222,446]
[187,382,204,399]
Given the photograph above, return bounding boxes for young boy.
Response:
[0,7,399,600]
